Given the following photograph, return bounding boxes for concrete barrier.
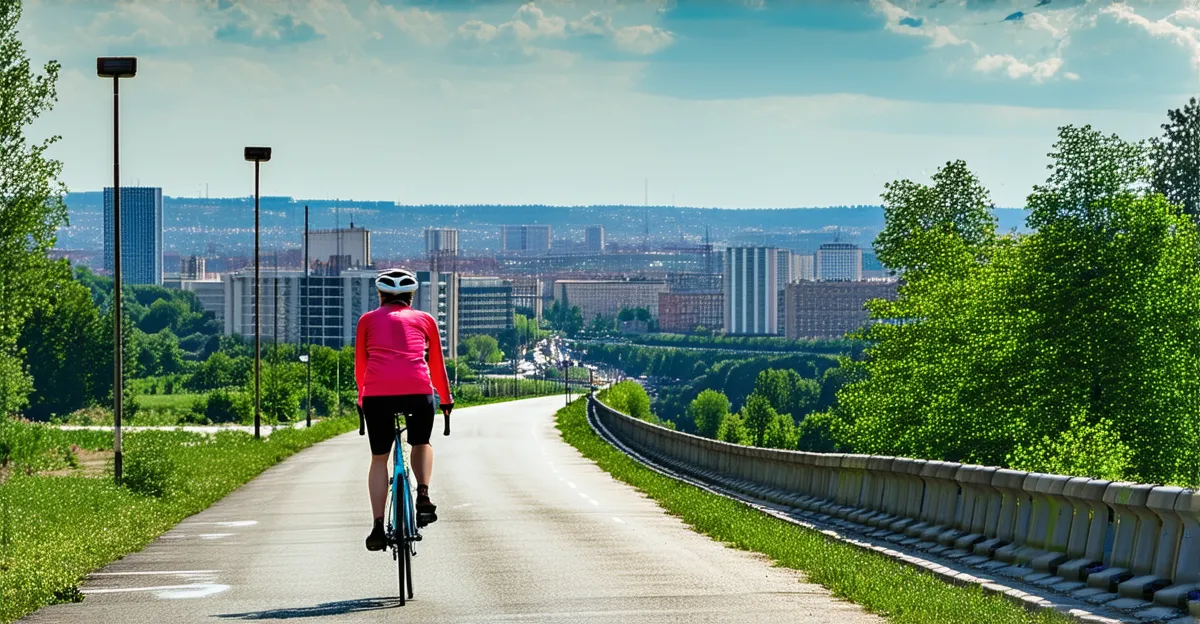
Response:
[588,394,1198,613]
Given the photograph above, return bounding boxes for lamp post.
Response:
[244,146,272,439]
[304,204,311,427]
[98,56,137,485]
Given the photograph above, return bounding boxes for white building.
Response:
[816,243,863,282]
[181,279,225,322]
[424,228,459,257]
[307,226,370,271]
[792,253,816,281]
[723,246,784,335]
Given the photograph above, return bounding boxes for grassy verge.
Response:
[0,417,357,624]
[556,399,1073,624]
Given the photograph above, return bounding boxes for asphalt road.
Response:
[24,396,876,623]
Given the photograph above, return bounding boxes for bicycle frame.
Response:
[386,420,418,604]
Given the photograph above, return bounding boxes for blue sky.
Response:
[17,0,1200,208]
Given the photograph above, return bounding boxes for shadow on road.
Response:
[214,597,401,620]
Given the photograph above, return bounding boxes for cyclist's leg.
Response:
[402,394,435,485]
[401,395,437,524]
[361,396,397,549]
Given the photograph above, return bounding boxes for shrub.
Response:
[603,381,651,421]
[204,389,250,424]
[796,411,846,453]
[688,389,730,439]
[120,451,176,498]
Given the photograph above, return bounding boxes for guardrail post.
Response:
[1117,486,1184,601]
[969,468,1028,564]
[1154,489,1200,608]
[949,465,999,553]
[1056,478,1112,582]
[1085,482,1155,593]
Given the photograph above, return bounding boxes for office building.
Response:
[658,292,723,334]
[458,277,514,338]
[412,270,458,359]
[181,279,225,322]
[307,226,370,274]
[104,186,163,285]
[553,279,669,320]
[510,276,544,320]
[785,280,899,339]
[723,246,783,335]
[792,253,816,281]
[816,243,863,282]
[223,269,304,344]
[181,255,206,280]
[775,249,793,331]
[425,228,459,257]
[500,224,552,254]
[586,225,606,252]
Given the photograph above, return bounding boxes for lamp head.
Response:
[244,146,272,162]
[97,57,137,78]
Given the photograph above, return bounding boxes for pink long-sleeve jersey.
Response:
[355,304,453,405]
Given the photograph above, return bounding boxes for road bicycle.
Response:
[359,406,450,605]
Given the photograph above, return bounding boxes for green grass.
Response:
[556,399,1075,624]
[0,417,357,624]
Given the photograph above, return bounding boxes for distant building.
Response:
[412,270,458,359]
[667,272,722,293]
[181,255,206,280]
[816,243,863,282]
[509,275,544,320]
[458,277,514,339]
[181,279,225,322]
[500,224,552,254]
[784,280,899,339]
[863,250,890,279]
[658,292,723,334]
[792,253,816,281]
[425,228,459,257]
[723,246,783,335]
[553,279,669,320]
[222,267,457,358]
[307,226,370,274]
[586,225,606,252]
[104,186,163,285]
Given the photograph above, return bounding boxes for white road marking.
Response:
[613,517,625,524]
[180,520,257,528]
[91,571,219,577]
[566,481,577,489]
[198,533,233,540]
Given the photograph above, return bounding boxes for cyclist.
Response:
[356,268,453,552]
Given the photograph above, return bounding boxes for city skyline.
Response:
[18,1,1198,208]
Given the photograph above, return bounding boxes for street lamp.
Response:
[98,56,136,485]
[244,146,271,439]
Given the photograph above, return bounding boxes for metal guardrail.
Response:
[589,395,1200,616]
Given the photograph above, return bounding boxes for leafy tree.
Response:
[462,334,503,365]
[588,314,615,334]
[688,389,730,439]
[603,381,652,421]
[139,298,186,334]
[0,2,66,414]
[1008,411,1132,481]
[741,393,776,447]
[18,267,105,420]
[875,159,996,274]
[796,411,846,452]
[753,368,819,421]
[188,351,239,391]
[204,389,250,424]
[718,411,748,445]
[1150,97,1200,219]
[763,411,797,450]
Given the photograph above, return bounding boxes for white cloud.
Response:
[366,3,445,45]
[871,0,970,49]
[612,24,674,55]
[974,53,1071,83]
[1103,3,1200,68]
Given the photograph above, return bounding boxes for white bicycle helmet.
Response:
[376,268,418,294]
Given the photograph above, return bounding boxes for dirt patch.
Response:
[41,448,109,478]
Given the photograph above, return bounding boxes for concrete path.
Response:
[24,396,877,623]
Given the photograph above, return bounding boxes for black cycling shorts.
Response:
[361,394,435,455]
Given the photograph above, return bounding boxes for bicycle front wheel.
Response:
[395,481,406,604]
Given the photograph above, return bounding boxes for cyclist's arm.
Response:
[423,313,453,405]
[354,313,369,406]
